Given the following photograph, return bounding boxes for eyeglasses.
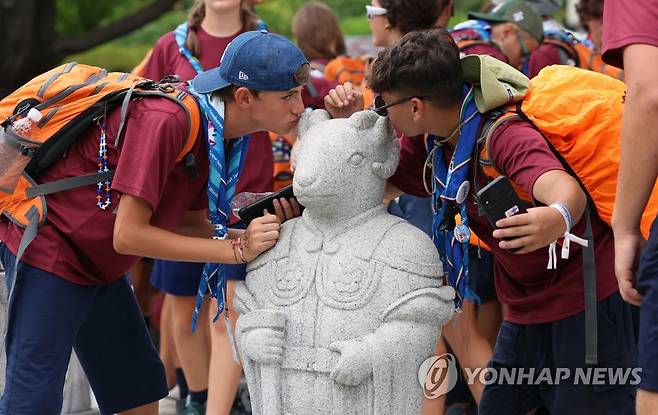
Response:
[372,94,431,117]
[365,5,387,20]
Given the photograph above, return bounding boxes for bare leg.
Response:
[476,299,503,349]
[421,332,447,415]
[638,389,658,415]
[158,294,177,389]
[119,400,159,415]
[442,300,494,404]
[170,294,210,392]
[129,259,155,317]
[206,281,244,415]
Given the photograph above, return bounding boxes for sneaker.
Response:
[183,401,206,415]
[175,398,187,415]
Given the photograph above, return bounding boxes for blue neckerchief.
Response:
[428,84,482,310]
[174,23,205,74]
[187,83,250,331]
[174,20,269,75]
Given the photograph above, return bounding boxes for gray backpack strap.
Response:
[26,171,115,198]
[1,206,40,353]
[582,208,598,365]
[114,84,137,148]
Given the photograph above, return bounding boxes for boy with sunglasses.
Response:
[324,29,635,414]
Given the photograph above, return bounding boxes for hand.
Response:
[329,338,372,386]
[242,327,285,364]
[492,206,566,254]
[272,197,302,222]
[612,229,645,306]
[324,82,364,119]
[242,212,280,261]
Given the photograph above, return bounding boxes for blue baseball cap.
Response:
[191,30,309,93]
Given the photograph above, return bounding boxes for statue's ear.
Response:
[347,110,380,131]
[298,109,331,140]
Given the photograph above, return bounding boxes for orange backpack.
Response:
[269,131,294,191]
[542,32,623,80]
[476,66,654,365]
[324,55,371,86]
[0,62,201,245]
[478,65,655,238]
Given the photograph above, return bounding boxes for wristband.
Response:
[231,237,247,263]
[549,203,572,234]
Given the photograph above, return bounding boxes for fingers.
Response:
[495,212,532,228]
[498,236,534,253]
[492,224,533,239]
[273,197,301,222]
[324,83,362,119]
[616,268,643,306]
[289,197,302,217]
[256,211,281,224]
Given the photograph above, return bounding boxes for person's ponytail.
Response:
[186,0,206,57]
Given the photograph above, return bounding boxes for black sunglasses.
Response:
[372,95,431,117]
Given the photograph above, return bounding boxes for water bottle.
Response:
[0,108,42,192]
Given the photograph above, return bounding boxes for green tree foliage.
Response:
[65,0,488,74]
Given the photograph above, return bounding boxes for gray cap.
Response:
[469,0,544,43]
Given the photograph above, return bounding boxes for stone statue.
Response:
[234,110,455,415]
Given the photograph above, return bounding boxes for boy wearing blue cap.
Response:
[0,30,308,415]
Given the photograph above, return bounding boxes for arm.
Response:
[113,194,280,263]
[493,170,586,254]
[611,44,658,305]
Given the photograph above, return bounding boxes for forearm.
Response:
[533,170,587,225]
[174,213,246,240]
[612,45,658,232]
[114,222,242,264]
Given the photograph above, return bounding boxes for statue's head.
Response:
[293,110,399,219]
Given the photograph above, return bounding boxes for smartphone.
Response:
[475,176,528,252]
[237,184,304,226]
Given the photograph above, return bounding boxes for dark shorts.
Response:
[637,215,658,392]
[0,245,167,415]
[479,292,637,415]
[468,245,496,303]
[150,258,247,297]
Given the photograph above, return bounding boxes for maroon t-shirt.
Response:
[527,43,563,78]
[1,98,210,285]
[390,120,619,324]
[142,26,273,195]
[451,29,509,64]
[602,0,658,68]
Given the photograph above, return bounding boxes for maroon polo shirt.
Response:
[390,119,618,324]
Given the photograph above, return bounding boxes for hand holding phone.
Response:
[238,185,304,226]
[476,176,528,252]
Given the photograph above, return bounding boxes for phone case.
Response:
[476,176,528,226]
[237,184,302,226]
[476,176,528,252]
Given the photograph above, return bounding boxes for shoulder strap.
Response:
[130,87,201,163]
[476,108,532,202]
[543,36,581,67]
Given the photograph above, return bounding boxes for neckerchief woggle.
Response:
[187,83,250,332]
[429,83,482,310]
[174,20,268,74]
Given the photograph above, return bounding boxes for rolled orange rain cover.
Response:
[521,65,657,238]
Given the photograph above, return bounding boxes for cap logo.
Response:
[513,11,524,22]
[238,71,249,81]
